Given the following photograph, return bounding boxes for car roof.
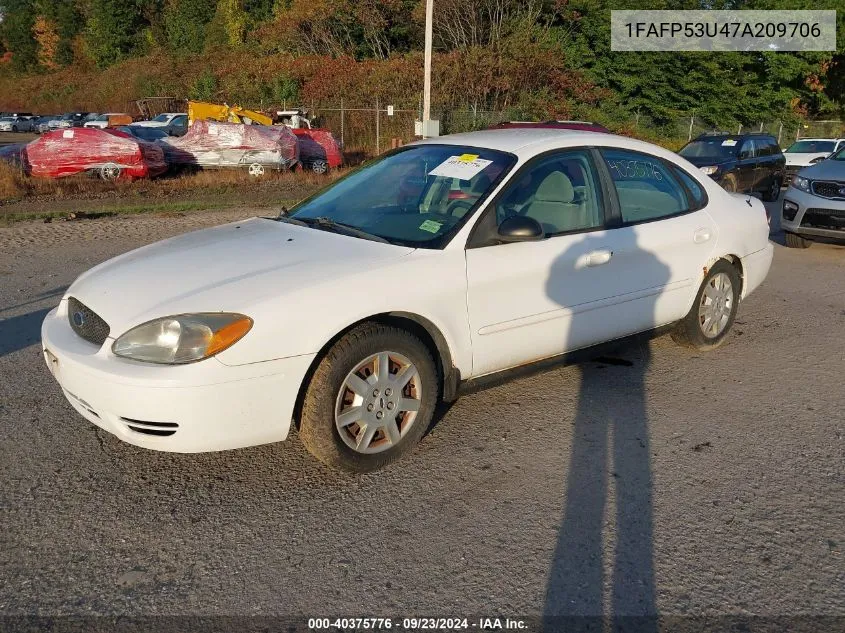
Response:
[412,128,682,162]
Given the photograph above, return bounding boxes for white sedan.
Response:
[41,129,773,472]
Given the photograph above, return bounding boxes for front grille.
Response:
[800,207,845,231]
[120,418,179,437]
[811,180,845,200]
[67,297,110,346]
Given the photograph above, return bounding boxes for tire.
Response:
[99,163,121,181]
[310,160,329,175]
[761,176,781,202]
[11,125,17,133]
[784,231,812,249]
[721,174,737,193]
[671,259,741,351]
[299,323,439,473]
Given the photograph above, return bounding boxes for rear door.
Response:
[597,148,718,329]
[736,139,758,191]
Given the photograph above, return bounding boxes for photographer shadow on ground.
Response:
[542,227,669,632]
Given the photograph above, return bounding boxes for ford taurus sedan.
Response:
[42,129,773,472]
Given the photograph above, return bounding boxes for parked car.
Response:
[116,125,170,143]
[292,128,343,173]
[0,115,35,132]
[782,138,845,180]
[159,119,298,175]
[781,145,845,248]
[134,112,189,136]
[490,120,611,133]
[84,113,133,129]
[41,128,772,472]
[33,115,61,133]
[49,112,93,130]
[678,133,785,201]
[26,127,167,180]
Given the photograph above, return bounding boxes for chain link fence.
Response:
[298,101,843,159]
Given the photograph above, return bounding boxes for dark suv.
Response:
[678,133,785,201]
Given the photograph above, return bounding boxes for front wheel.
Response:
[299,323,438,473]
[784,231,812,249]
[671,260,741,351]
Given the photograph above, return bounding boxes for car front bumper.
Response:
[41,303,315,453]
[781,185,845,241]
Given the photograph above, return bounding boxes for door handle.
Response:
[586,249,613,267]
[693,227,712,244]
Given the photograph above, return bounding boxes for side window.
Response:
[601,148,689,223]
[739,139,757,159]
[496,150,604,236]
[672,166,707,209]
[757,140,771,156]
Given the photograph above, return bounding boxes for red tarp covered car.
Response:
[160,120,299,175]
[26,128,167,180]
[291,128,343,173]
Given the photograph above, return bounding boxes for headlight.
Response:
[699,166,719,175]
[112,313,252,364]
[792,176,811,191]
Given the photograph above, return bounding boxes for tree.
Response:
[164,0,217,53]
[0,0,38,71]
[85,0,147,68]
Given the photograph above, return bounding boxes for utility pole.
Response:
[423,0,433,125]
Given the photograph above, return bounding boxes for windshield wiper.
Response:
[297,216,390,244]
[272,214,308,227]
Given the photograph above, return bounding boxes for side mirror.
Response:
[497,215,544,242]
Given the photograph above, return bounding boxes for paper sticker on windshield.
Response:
[62,130,74,138]
[429,155,492,181]
[419,219,442,233]
[722,139,737,146]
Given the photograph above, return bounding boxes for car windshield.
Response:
[152,114,171,122]
[679,138,739,160]
[0,117,12,122]
[785,140,836,153]
[290,144,514,248]
[126,126,167,140]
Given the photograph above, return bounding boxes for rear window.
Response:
[679,138,739,160]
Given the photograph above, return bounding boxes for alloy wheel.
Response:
[698,272,734,338]
[334,351,422,454]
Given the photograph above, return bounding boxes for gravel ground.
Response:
[0,197,843,628]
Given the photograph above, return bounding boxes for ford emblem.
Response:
[72,311,86,327]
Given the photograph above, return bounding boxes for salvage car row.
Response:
[0,118,343,180]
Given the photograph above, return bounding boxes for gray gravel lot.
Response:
[0,198,843,625]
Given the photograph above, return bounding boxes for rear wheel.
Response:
[671,260,740,351]
[99,163,121,181]
[784,231,812,249]
[310,160,329,174]
[761,176,781,202]
[299,323,439,473]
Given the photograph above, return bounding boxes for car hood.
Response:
[66,217,415,336]
[797,160,845,180]
[785,152,830,166]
